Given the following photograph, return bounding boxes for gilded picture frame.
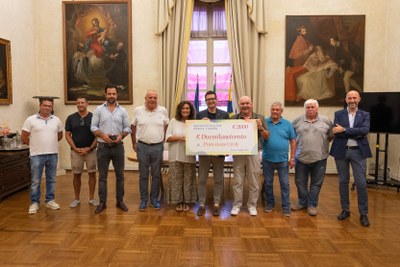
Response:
[63,0,132,104]
[285,15,365,106]
[0,38,12,105]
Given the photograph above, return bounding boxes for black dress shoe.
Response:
[197,205,205,216]
[360,215,370,227]
[116,201,128,212]
[95,202,107,213]
[213,205,220,216]
[337,210,350,220]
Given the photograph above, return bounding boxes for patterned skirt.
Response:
[166,161,197,204]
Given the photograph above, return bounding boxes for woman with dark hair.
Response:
[165,101,197,212]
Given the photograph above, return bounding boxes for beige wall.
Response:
[0,0,399,176]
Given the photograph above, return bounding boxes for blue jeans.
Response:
[335,149,368,215]
[294,158,327,208]
[137,142,163,203]
[262,160,290,211]
[97,142,125,203]
[30,154,58,204]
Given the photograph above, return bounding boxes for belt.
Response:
[98,142,123,147]
[138,140,162,146]
[346,146,359,150]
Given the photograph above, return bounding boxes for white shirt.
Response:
[347,107,358,147]
[22,113,63,156]
[131,105,169,144]
[166,118,195,163]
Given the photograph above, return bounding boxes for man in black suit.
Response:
[330,89,372,227]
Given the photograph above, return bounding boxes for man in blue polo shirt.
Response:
[262,102,296,216]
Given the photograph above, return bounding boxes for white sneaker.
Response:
[46,200,60,210]
[89,199,99,207]
[70,199,80,208]
[231,206,240,216]
[248,207,258,216]
[28,203,39,214]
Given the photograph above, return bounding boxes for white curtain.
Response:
[191,4,226,38]
[213,5,227,37]
[191,5,208,38]
[157,0,194,117]
[225,0,267,113]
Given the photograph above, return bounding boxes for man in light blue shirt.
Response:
[262,102,296,216]
[91,85,131,213]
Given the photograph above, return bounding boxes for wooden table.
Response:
[0,147,31,201]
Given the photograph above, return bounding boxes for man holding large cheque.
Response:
[230,96,269,216]
[195,91,230,217]
[187,94,268,217]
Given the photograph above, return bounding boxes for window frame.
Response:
[186,0,231,110]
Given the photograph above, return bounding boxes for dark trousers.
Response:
[137,142,163,203]
[335,149,368,215]
[97,142,125,203]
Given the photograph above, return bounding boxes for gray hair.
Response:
[271,102,283,109]
[304,99,319,109]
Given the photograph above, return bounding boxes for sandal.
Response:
[175,203,183,212]
[183,203,190,212]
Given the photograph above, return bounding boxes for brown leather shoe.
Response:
[213,204,220,216]
[116,201,128,212]
[95,202,107,213]
[197,205,205,216]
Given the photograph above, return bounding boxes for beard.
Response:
[107,98,116,104]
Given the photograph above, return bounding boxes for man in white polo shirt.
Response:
[21,97,64,214]
[131,89,169,211]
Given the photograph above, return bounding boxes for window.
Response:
[186,1,232,111]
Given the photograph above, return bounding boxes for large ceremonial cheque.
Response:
[186,119,258,155]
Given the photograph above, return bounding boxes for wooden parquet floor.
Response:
[1,171,400,267]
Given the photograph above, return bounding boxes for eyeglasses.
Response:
[205,97,216,101]
[79,118,85,127]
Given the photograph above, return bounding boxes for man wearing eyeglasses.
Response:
[196,90,230,217]
[65,97,98,209]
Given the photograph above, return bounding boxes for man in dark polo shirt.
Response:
[65,97,98,208]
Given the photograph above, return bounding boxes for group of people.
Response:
[265,89,371,227]
[20,85,371,227]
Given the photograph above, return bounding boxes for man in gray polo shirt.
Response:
[291,99,333,216]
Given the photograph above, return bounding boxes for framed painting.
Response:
[0,38,12,105]
[63,0,132,104]
[285,15,365,106]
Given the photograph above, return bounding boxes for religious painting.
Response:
[285,15,365,106]
[0,38,12,105]
[63,0,132,104]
